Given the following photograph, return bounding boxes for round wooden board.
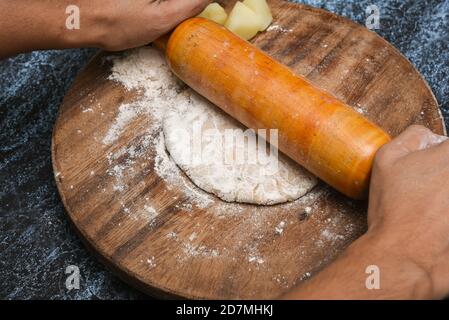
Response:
[52,0,446,299]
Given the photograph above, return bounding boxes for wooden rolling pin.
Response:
[155,18,391,199]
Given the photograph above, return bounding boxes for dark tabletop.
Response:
[1,0,448,299]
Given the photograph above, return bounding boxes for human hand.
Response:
[0,0,211,58]
[284,125,449,300]
[367,125,449,298]
[76,0,211,51]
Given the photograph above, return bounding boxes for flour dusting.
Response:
[104,48,216,210]
[267,24,293,33]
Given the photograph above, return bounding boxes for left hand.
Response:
[0,0,211,58]
[79,0,212,51]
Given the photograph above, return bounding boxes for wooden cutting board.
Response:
[52,0,446,299]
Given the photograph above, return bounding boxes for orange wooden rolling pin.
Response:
[155,18,391,199]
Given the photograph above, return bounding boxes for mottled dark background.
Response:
[1,0,448,299]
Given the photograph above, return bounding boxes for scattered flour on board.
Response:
[267,24,293,33]
[275,221,286,235]
[104,48,215,211]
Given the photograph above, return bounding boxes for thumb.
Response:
[396,125,447,152]
[377,125,447,164]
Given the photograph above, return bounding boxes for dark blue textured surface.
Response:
[0,0,448,299]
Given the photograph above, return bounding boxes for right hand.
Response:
[367,125,449,298]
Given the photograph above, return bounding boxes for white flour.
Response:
[105,48,180,144]
[267,24,293,33]
[105,48,217,211]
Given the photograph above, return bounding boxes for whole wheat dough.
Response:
[163,90,317,205]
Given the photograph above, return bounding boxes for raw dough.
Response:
[163,90,317,205]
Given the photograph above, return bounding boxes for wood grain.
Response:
[52,0,446,299]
